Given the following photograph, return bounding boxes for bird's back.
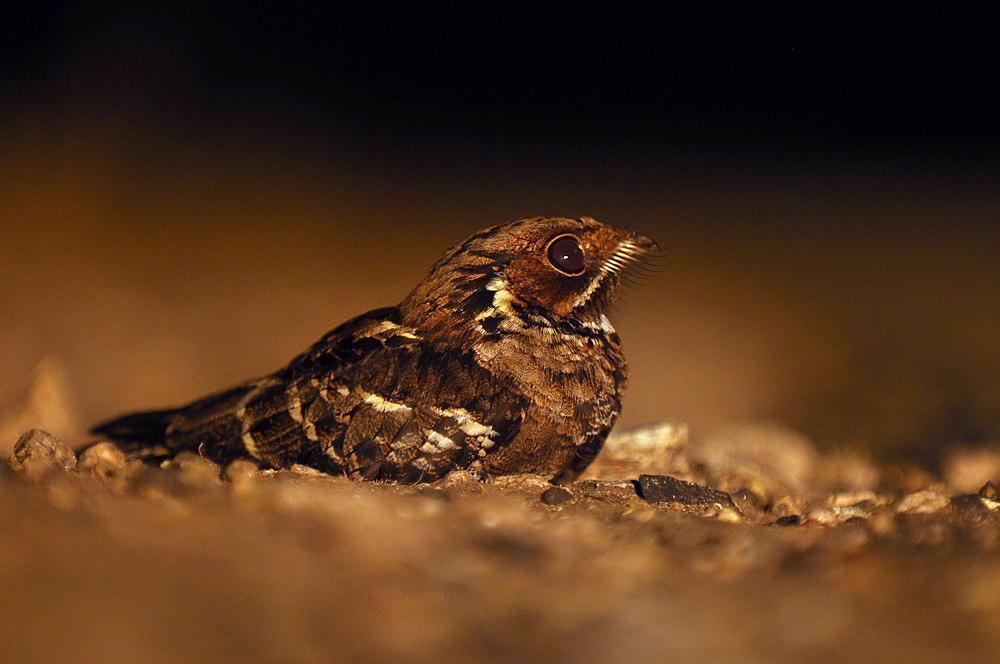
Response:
[92,306,524,481]
[93,307,417,471]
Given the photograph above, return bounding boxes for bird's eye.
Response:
[545,234,586,276]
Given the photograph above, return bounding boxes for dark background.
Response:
[2,3,997,461]
[5,4,999,159]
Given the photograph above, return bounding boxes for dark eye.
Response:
[546,234,586,276]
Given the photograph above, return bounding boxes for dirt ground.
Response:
[2,415,998,663]
[1,131,997,663]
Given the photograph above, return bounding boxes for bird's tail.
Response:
[90,381,269,463]
[90,408,179,460]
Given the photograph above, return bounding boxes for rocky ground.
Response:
[2,406,999,664]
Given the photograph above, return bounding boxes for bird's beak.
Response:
[628,233,660,253]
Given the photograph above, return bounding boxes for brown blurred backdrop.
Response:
[1,4,997,462]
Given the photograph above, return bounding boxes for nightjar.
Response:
[92,217,658,483]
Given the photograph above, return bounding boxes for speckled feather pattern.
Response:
[92,217,658,483]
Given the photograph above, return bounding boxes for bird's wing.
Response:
[96,305,527,481]
[329,345,528,482]
[215,306,429,470]
[94,307,416,468]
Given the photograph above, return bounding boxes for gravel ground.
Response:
[2,419,998,664]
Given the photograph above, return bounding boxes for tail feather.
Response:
[90,408,178,459]
[90,382,260,462]
[91,408,177,443]
[91,374,320,466]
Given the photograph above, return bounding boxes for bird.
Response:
[92,217,659,483]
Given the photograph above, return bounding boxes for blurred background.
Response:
[1,3,997,464]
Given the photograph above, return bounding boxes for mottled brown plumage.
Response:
[92,217,658,482]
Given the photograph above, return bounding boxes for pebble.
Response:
[224,458,261,484]
[775,515,801,526]
[433,469,487,495]
[979,482,1000,510]
[540,486,573,506]
[9,429,77,476]
[168,451,223,487]
[77,441,127,477]
[950,494,988,513]
[715,506,743,523]
[288,463,327,476]
[571,479,640,504]
[805,508,838,525]
[488,474,553,499]
[896,489,950,514]
[635,474,737,511]
[828,491,877,507]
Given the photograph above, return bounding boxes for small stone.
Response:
[288,463,326,476]
[950,494,988,513]
[775,515,800,526]
[806,507,838,525]
[828,491,877,508]
[224,458,260,484]
[540,486,573,506]
[716,506,742,523]
[896,489,950,514]
[433,469,486,495]
[488,473,552,498]
[830,503,873,522]
[9,429,76,476]
[169,451,222,487]
[979,482,1000,510]
[635,474,736,510]
[571,479,639,504]
[77,441,127,477]
[263,464,346,486]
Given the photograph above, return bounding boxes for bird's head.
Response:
[401,217,659,345]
